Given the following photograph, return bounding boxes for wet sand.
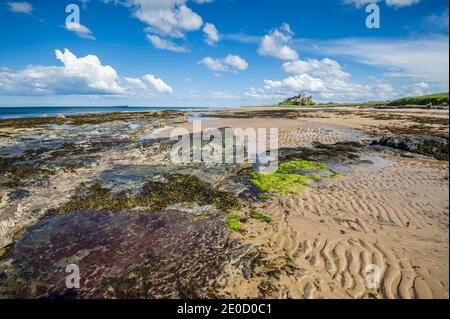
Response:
[0,106,448,299]
[176,107,449,299]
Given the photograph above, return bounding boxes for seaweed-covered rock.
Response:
[229,244,261,279]
[373,135,449,161]
[0,207,234,299]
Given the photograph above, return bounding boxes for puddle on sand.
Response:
[0,208,234,299]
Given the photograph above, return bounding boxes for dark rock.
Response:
[230,244,261,279]
[373,135,449,161]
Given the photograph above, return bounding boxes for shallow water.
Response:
[0,208,233,299]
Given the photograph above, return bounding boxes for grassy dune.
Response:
[387,92,449,106]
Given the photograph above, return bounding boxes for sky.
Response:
[0,0,448,107]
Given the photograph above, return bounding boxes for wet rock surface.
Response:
[373,135,449,161]
[0,207,234,299]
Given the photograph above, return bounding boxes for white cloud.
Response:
[143,74,173,93]
[104,0,203,38]
[199,57,229,72]
[124,77,148,90]
[250,74,397,102]
[6,1,33,14]
[343,0,420,8]
[224,55,248,71]
[0,49,173,96]
[258,23,299,61]
[282,58,350,79]
[203,23,220,46]
[401,82,430,97]
[146,34,188,52]
[247,51,399,102]
[307,36,449,87]
[199,54,248,72]
[65,22,95,40]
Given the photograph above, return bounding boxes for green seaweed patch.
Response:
[225,213,242,231]
[277,160,327,174]
[227,218,241,231]
[256,193,270,201]
[249,171,311,195]
[249,160,337,195]
[250,212,272,223]
[52,174,240,214]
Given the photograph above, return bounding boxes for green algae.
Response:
[249,171,311,195]
[277,160,327,174]
[250,212,272,223]
[52,174,240,214]
[225,213,240,220]
[249,160,331,195]
[256,193,270,201]
[227,218,241,231]
[225,213,242,231]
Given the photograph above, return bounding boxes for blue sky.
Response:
[0,0,448,107]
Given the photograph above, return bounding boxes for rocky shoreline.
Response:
[0,108,448,299]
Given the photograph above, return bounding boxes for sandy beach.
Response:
[154,106,449,299]
[0,106,448,299]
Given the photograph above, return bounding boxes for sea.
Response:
[0,106,207,119]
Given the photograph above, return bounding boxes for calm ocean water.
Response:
[0,107,206,119]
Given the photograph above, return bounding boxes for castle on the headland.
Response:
[280,93,314,106]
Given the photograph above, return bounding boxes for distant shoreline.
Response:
[0,106,210,120]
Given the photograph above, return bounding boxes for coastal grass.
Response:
[387,92,449,107]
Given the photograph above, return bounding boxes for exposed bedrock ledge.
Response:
[372,135,449,161]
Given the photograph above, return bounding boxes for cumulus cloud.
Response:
[203,23,220,46]
[249,74,396,102]
[103,0,203,38]
[146,34,188,52]
[199,54,248,72]
[223,55,248,70]
[102,0,218,51]
[6,1,33,14]
[282,58,350,79]
[401,82,430,97]
[142,74,173,93]
[65,22,95,40]
[343,0,420,8]
[0,49,172,96]
[246,52,399,102]
[199,57,229,72]
[258,23,299,61]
